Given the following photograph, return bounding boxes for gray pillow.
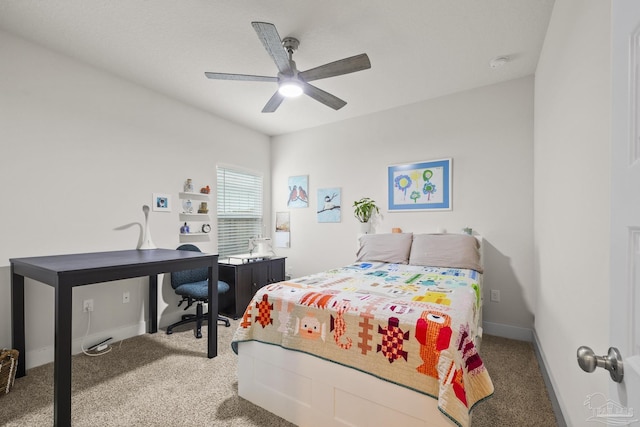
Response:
[409,233,483,273]
[356,233,413,264]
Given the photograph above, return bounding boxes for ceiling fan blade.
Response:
[251,22,292,75]
[300,82,347,110]
[299,54,371,82]
[204,72,277,82]
[262,91,285,113]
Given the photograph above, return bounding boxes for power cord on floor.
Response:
[80,310,112,357]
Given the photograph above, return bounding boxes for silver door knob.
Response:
[577,346,624,383]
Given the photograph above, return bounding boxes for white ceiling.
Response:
[0,0,555,136]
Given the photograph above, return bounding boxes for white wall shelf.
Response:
[179,213,210,218]
[178,189,211,240]
[179,191,210,199]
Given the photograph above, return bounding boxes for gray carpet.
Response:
[0,320,558,426]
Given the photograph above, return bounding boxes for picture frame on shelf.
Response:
[388,158,452,211]
[152,193,171,212]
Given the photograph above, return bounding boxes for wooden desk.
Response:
[10,249,219,427]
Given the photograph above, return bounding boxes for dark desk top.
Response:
[10,249,218,287]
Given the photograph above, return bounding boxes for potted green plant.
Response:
[353,197,379,233]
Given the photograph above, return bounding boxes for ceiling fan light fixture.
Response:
[205,22,371,112]
[278,80,303,98]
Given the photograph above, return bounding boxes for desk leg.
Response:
[208,265,217,358]
[149,275,158,333]
[10,267,26,378]
[54,284,72,427]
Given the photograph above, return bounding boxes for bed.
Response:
[231,233,494,427]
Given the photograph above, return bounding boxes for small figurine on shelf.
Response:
[183,199,193,213]
[184,179,194,193]
[198,202,209,214]
[180,222,190,234]
[200,185,210,194]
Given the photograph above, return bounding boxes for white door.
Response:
[580,1,640,425]
[610,0,640,424]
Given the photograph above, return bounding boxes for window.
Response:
[217,166,263,258]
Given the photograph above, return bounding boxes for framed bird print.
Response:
[317,187,341,223]
[287,175,309,208]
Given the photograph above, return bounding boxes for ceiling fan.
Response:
[205,22,371,113]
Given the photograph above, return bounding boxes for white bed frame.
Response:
[237,328,483,427]
[237,235,484,427]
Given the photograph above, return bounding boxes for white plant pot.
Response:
[359,221,371,234]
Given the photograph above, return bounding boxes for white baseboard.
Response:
[26,321,147,370]
[532,330,567,427]
[481,321,534,341]
[24,306,201,370]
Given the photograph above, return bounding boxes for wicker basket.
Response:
[0,349,19,397]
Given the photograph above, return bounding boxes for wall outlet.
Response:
[83,299,94,312]
[490,289,501,303]
[123,291,130,304]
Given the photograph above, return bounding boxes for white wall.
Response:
[272,76,535,336]
[534,0,611,425]
[0,30,271,368]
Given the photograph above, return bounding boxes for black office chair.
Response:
[166,244,231,338]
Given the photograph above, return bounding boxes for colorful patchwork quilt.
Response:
[231,262,494,427]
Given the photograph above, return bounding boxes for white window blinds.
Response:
[217,166,263,258]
